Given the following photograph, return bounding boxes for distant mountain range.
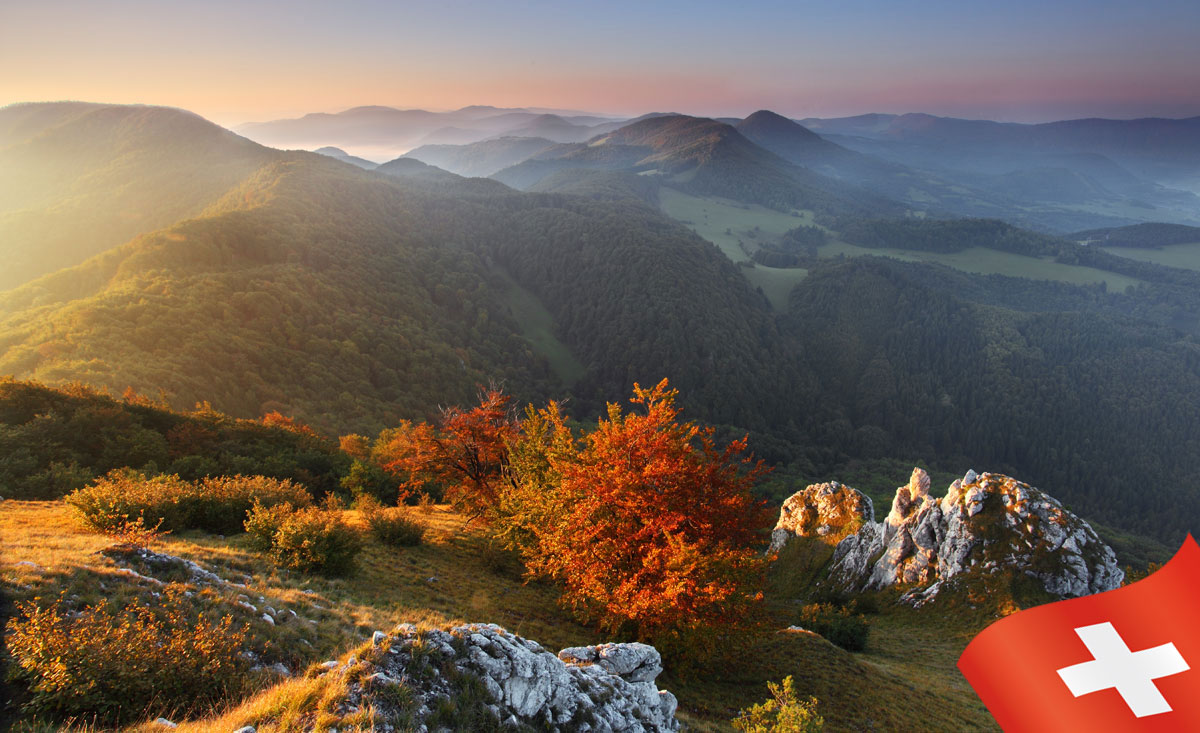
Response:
[240,104,1200,232]
[6,100,1200,544]
[236,105,627,162]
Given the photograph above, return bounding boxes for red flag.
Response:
[959,536,1200,731]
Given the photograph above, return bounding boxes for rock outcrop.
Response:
[772,468,1124,604]
[315,623,679,732]
[768,481,874,552]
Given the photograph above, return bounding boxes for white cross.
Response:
[1056,622,1190,718]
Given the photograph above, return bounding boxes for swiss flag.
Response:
[959,536,1200,731]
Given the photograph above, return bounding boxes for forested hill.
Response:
[0,153,558,434]
[493,114,903,217]
[1072,222,1200,247]
[0,102,277,290]
[0,112,803,437]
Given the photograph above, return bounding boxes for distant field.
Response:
[819,241,1144,292]
[658,188,817,263]
[1103,242,1200,272]
[659,188,1144,309]
[497,272,586,386]
[658,189,816,310]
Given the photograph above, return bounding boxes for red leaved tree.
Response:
[377,387,518,516]
[525,379,771,648]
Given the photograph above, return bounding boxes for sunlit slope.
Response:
[0,102,279,290]
[0,154,556,435]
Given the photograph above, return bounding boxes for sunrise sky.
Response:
[2,0,1199,126]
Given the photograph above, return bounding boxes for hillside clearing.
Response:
[2,499,998,731]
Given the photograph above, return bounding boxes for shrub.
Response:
[798,603,870,652]
[245,502,363,575]
[7,588,251,725]
[244,499,299,551]
[366,507,426,547]
[732,676,824,732]
[67,470,311,535]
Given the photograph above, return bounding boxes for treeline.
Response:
[752,225,829,268]
[0,378,347,499]
[833,217,1065,256]
[1073,222,1200,248]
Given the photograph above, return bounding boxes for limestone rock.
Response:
[768,480,874,553]
[322,623,679,731]
[773,468,1124,605]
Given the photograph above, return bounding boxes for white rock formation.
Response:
[320,623,679,732]
[769,480,874,553]
[772,468,1124,604]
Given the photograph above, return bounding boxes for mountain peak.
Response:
[737,110,823,139]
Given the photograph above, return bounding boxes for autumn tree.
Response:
[376,386,518,516]
[521,379,771,649]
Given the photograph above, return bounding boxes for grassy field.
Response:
[1,498,999,732]
[1102,242,1200,272]
[658,187,817,263]
[496,270,586,386]
[658,188,1143,312]
[818,241,1143,291]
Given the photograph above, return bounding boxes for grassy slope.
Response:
[1,500,998,732]
[1103,242,1200,271]
[818,241,1143,291]
[658,187,813,311]
[495,270,586,387]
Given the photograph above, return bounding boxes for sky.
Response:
[2,0,1199,126]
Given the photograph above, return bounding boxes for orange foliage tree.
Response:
[376,387,518,515]
[523,379,771,646]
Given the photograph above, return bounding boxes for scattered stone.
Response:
[153,718,177,728]
[772,468,1124,604]
[233,727,256,733]
[101,546,226,586]
[372,630,388,646]
[261,614,275,626]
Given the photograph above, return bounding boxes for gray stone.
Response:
[340,623,679,731]
[773,468,1124,605]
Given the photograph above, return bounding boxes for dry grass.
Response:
[2,499,999,731]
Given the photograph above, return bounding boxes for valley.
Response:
[2,95,1199,732]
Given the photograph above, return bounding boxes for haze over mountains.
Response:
[240,103,1200,234]
[5,99,1200,549]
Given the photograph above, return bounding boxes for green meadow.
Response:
[1102,242,1200,272]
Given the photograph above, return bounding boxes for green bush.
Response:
[244,499,299,551]
[7,588,251,725]
[245,502,363,575]
[66,470,312,535]
[732,676,823,732]
[798,603,870,652]
[366,506,425,547]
